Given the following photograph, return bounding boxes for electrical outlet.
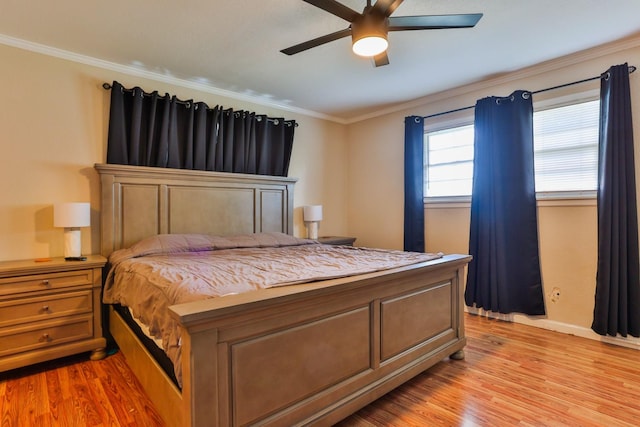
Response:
[550,287,561,303]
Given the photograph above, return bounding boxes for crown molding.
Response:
[3,31,639,127]
[0,33,347,125]
[345,33,640,124]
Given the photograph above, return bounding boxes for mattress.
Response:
[103,232,442,386]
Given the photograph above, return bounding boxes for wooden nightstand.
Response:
[317,236,357,246]
[0,255,107,372]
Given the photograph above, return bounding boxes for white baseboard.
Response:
[465,306,640,350]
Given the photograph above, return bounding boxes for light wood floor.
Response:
[1,313,639,426]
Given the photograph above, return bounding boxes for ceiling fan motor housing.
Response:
[351,11,389,56]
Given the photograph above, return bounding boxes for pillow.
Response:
[108,232,315,265]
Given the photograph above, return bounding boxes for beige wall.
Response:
[3,34,640,338]
[425,203,598,328]
[346,36,640,335]
[0,43,348,261]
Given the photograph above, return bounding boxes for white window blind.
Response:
[424,125,474,197]
[533,100,600,193]
[424,99,600,198]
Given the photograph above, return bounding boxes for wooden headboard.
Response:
[95,164,296,257]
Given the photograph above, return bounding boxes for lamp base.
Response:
[65,256,87,262]
[63,228,83,258]
[307,221,319,240]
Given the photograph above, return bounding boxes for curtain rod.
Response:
[423,65,636,120]
[102,82,298,127]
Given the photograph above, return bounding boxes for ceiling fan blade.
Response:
[372,0,404,17]
[303,0,361,22]
[388,13,483,31]
[373,52,390,67]
[281,28,352,55]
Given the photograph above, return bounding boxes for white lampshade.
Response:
[54,202,90,259]
[54,202,91,228]
[303,205,323,222]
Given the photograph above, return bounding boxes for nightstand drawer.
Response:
[0,270,93,296]
[0,315,93,357]
[0,256,106,370]
[0,291,93,328]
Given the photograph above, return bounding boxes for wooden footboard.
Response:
[167,254,470,426]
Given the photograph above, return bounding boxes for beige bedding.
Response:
[103,232,442,386]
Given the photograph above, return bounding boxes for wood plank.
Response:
[0,352,164,427]
[1,313,639,426]
[339,314,640,427]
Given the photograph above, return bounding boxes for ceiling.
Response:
[2,0,640,122]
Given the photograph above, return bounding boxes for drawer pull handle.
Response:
[42,305,50,313]
[41,279,50,286]
[40,333,51,342]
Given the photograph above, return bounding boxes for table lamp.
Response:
[54,202,90,260]
[303,205,323,240]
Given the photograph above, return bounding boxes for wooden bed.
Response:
[95,163,471,427]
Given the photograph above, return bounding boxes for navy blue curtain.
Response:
[465,90,545,315]
[592,63,640,337]
[404,116,425,252]
[106,81,295,176]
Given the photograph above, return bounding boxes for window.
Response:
[424,125,474,197]
[534,101,599,193]
[424,99,600,198]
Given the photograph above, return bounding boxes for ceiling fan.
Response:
[281,0,482,67]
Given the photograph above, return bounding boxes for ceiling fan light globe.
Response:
[352,36,388,57]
